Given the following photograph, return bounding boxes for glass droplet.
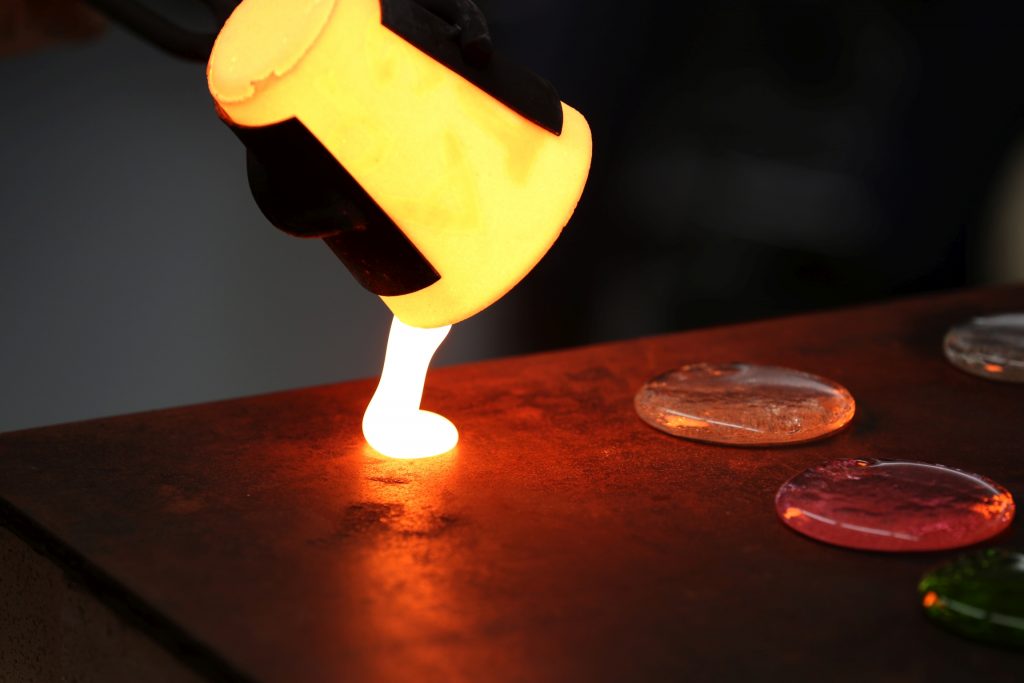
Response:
[776,459,1015,552]
[944,312,1024,382]
[634,363,855,445]
[920,548,1024,650]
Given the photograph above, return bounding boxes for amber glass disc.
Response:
[634,363,855,446]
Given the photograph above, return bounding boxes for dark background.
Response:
[2,0,1023,432]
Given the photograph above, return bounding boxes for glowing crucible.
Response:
[207,0,591,457]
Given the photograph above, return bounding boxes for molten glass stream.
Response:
[362,316,458,459]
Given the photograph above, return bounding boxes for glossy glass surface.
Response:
[634,363,855,445]
[920,548,1024,650]
[944,313,1024,382]
[776,458,1015,551]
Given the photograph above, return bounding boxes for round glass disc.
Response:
[776,458,1015,552]
[944,312,1024,382]
[634,363,855,446]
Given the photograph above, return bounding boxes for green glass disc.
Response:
[919,548,1024,650]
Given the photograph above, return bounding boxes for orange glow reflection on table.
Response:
[342,453,487,678]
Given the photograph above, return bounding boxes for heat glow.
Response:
[208,0,591,329]
[362,316,458,459]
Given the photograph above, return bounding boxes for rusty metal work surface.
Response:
[2,286,1023,682]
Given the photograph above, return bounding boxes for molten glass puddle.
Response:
[362,316,458,459]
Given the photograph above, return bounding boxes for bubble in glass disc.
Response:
[944,312,1024,382]
[776,458,1015,552]
[634,363,855,446]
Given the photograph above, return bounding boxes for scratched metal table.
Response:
[2,286,1022,682]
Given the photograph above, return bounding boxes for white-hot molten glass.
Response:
[362,316,457,459]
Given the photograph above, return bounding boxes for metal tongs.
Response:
[83,0,492,63]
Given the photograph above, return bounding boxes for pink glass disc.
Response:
[776,459,1015,552]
